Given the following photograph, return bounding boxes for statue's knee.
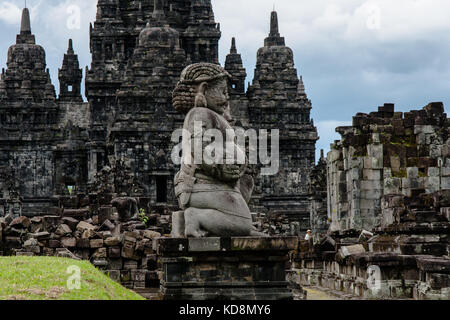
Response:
[184,207,196,221]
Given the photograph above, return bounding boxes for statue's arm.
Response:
[186,109,242,182]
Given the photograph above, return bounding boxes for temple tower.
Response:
[108,0,187,206]
[247,11,318,233]
[225,38,247,95]
[85,0,221,182]
[225,37,249,128]
[0,8,60,214]
[58,39,83,102]
[0,8,56,102]
[182,0,221,63]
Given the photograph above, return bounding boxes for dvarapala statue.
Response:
[172,63,264,237]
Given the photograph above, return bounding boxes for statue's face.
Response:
[205,78,230,116]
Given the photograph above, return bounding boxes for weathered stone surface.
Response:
[104,236,121,247]
[231,237,298,252]
[10,216,31,229]
[188,238,221,252]
[338,244,366,260]
[159,236,295,300]
[63,210,89,220]
[90,239,104,248]
[327,103,449,233]
[143,230,161,240]
[92,247,107,259]
[23,238,38,247]
[111,198,138,222]
[76,221,95,233]
[61,217,79,231]
[28,232,50,241]
[61,237,76,248]
[55,224,72,236]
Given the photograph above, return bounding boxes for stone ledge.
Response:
[416,256,450,273]
[154,236,298,255]
[162,281,290,288]
[158,236,297,300]
[162,287,293,301]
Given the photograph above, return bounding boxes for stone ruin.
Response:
[0,1,317,236]
[290,103,450,300]
[328,102,448,232]
[0,2,448,301]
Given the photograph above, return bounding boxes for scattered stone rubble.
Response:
[0,164,174,299]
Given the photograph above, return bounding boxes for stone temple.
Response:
[0,1,317,234]
[1,1,448,301]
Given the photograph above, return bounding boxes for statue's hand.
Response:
[221,164,243,182]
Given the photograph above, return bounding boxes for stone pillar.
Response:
[155,236,298,300]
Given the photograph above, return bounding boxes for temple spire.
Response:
[67,39,74,54]
[59,39,82,102]
[264,10,285,47]
[230,37,237,54]
[297,75,306,97]
[153,0,165,20]
[269,10,279,37]
[20,7,31,35]
[225,37,247,95]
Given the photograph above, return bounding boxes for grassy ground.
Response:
[0,256,145,300]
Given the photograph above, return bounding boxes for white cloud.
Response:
[0,2,21,25]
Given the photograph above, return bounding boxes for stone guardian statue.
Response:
[172,63,264,238]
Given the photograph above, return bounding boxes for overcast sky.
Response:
[1,0,449,160]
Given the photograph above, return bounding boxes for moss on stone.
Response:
[392,168,407,178]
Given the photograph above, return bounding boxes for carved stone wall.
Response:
[327,103,449,233]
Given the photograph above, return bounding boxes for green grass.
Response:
[0,256,145,300]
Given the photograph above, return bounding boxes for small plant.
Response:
[138,208,149,227]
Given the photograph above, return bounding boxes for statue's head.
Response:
[173,63,232,117]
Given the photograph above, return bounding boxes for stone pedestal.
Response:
[154,236,298,300]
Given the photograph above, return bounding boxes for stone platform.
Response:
[154,237,298,300]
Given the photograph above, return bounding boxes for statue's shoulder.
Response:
[186,107,218,121]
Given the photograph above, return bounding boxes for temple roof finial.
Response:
[264,10,285,47]
[270,10,280,37]
[230,37,237,54]
[153,0,165,20]
[20,7,31,35]
[68,39,74,54]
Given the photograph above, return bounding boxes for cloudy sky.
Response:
[1,0,449,160]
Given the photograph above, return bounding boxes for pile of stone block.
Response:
[0,196,166,295]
